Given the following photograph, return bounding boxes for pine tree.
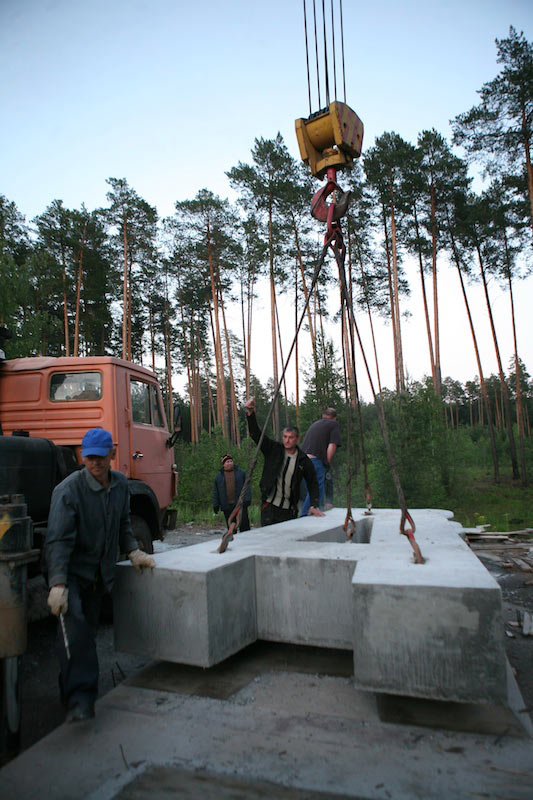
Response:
[452,27,533,237]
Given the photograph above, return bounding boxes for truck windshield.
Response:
[50,372,102,401]
[130,380,165,427]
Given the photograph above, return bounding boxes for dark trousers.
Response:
[223,504,250,531]
[260,503,296,527]
[56,576,104,710]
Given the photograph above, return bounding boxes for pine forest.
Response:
[1,28,532,524]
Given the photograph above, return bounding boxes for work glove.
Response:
[48,585,69,616]
[128,549,155,571]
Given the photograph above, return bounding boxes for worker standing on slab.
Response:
[244,397,324,527]
[213,454,251,531]
[299,408,341,516]
[44,428,155,723]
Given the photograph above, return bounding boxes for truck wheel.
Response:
[131,514,153,554]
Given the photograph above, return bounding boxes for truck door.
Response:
[128,377,172,509]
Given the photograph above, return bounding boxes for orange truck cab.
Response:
[0,356,178,552]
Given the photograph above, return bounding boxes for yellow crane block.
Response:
[295,101,364,179]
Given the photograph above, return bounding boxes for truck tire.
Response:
[130,514,153,555]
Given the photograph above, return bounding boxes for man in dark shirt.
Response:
[300,408,341,516]
[45,428,155,723]
[244,397,324,527]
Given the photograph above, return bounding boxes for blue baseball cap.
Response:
[81,428,113,457]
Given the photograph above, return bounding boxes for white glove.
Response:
[48,585,68,616]
[128,549,155,571]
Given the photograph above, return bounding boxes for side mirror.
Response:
[166,405,182,448]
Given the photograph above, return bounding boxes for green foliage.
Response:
[450,481,533,531]
[173,426,262,515]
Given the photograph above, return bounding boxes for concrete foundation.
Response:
[114,508,507,704]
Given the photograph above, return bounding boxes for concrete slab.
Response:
[114,508,508,705]
[1,641,532,800]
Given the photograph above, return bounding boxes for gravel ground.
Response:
[11,525,533,758]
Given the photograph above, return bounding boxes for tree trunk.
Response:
[206,218,228,438]
[504,228,528,485]
[521,101,533,237]
[240,278,249,401]
[149,303,155,372]
[474,234,519,479]
[448,223,499,481]
[127,254,133,362]
[274,295,290,427]
[122,212,128,361]
[218,286,241,446]
[60,243,70,356]
[294,258,300,427]
[413,204,437,391]
[164,295,173,427]
[352,233,384,397]
[389,177,405,391]
[176,273,196,444]
[73,220,87,357]
[429,180,441,395]
[268,196,280,439]
[381,206,399,391]
[291,213,318,379]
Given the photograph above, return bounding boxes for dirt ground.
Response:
[12,525,533,758]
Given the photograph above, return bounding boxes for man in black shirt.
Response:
[244,397,324,527]
[300,408,341,516]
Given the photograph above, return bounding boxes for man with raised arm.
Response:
[244,397,324,527]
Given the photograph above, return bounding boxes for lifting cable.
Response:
[218,238,331,553]
[303,0,347,114]
[313,170,424,563]
[219,1,424,563]
[298,0,424,562]
[339,252,373,519]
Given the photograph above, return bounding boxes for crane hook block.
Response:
[295,101,364,179]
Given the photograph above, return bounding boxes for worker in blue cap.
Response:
[44,428,155,722]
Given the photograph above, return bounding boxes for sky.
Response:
[1,0,532,400]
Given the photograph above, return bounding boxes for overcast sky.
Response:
[1,0,532,399]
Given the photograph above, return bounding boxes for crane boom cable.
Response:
[321,0,330,106]
[339,244,424,562]
[303,0,312,116]
[312,0,321,109]
[219,241,331,553]
[330,0,337,100]
[339,0,346,103]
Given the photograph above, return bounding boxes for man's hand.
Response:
[244,397,256,416]
[128,549,156,571]
[48,585,68,616]
[308,506,325,517]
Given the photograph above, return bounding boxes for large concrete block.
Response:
[352,555,507,704]
[113,508,509,705]
[256,554,357,648]
[113,555,257,667]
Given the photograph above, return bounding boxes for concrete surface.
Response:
[1,639,532,800]
[113,508,506,703]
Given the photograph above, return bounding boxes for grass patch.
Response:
[448,478,533,531]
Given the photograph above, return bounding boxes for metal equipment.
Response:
[0,494,39,761]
